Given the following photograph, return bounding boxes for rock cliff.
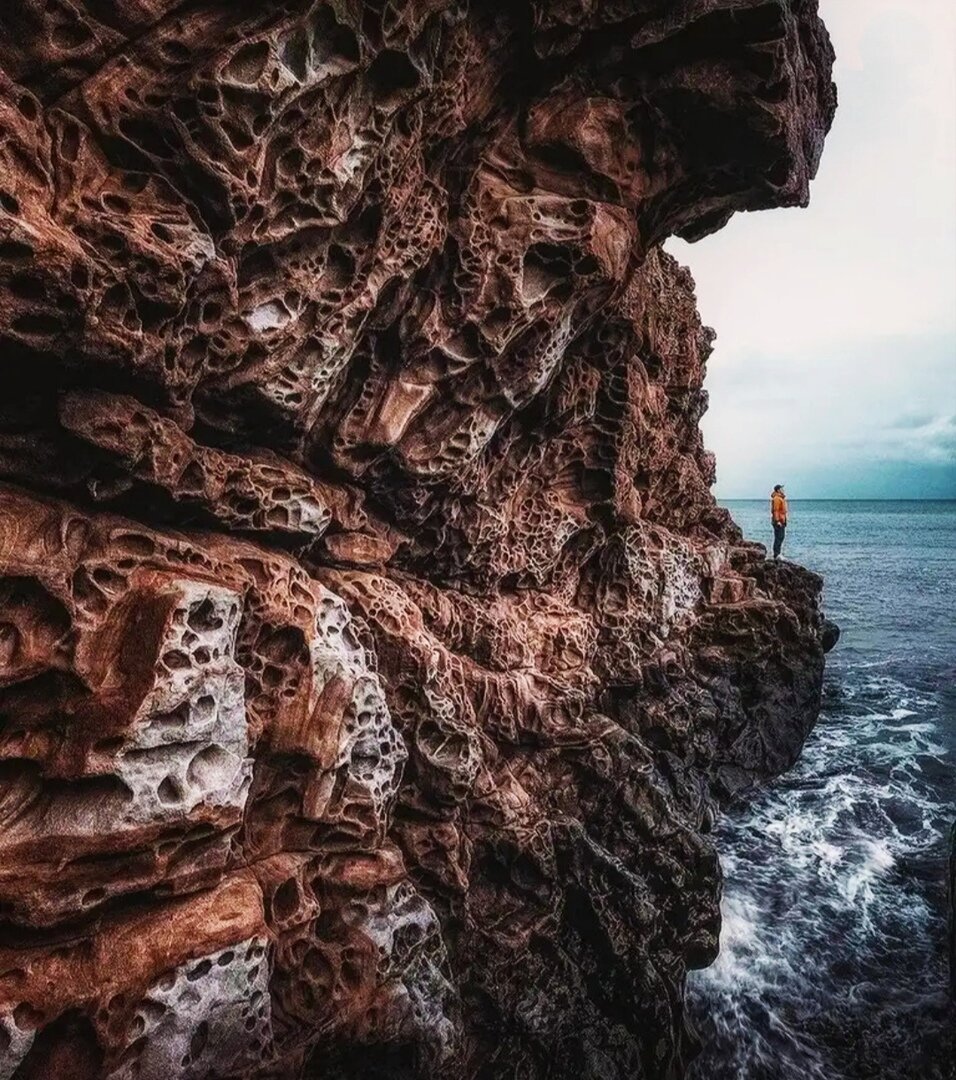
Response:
[0,2,836,1077]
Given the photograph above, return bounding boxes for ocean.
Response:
[688,500,956,1080]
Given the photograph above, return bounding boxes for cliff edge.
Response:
[0,2,836,1077]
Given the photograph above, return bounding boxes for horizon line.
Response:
[718,496,956,501]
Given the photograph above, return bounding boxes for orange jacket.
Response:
[771,491,788,525]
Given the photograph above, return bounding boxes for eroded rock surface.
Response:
[0,2,836,1077]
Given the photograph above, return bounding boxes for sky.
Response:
[666,0,956,499]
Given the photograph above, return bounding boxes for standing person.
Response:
[770,484,788,560]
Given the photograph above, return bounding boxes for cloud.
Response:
[666,0,956,498]
[871,413,956,465]
[887,412,937,430]
[697,332,955,496]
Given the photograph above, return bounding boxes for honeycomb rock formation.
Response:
[0,2,837,1077]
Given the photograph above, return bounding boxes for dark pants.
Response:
[772,522,786,558]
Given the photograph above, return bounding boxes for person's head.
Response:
[774,484,784,493]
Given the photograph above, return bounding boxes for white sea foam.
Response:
[689,675,954,1079]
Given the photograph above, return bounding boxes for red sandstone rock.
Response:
[0,3,836,1077]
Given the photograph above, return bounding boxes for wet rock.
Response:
[0,2,836,1077]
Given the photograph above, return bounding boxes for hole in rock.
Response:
[12,1003,43,1030]
[0,240,33,262]
[271,878,299,922]
[187,599,223,633]
[149,222,174,243]
[11,314,61,337]
[162,649,191,670]
[195,694,216,719]
[52,22,92,50]
[281,32,309,80]
[223,41,271,84]
[159,39,191,63]
[324,244,355,288]
[313,10,360,69]
[186,744,237,791]
[257,624,306,664]
[59,123,81,163]
[245,301,290,332]
[11,1008,103,1080]
[189,1020,209,1059]
[180,461,205,492]
[101,193,130,214]
[158,776,183,804]
[187,959,212,981]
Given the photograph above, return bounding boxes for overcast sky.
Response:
[666,0,956,499]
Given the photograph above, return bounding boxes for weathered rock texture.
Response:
[0,3,836,1077]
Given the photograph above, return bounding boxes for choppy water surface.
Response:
[689,500,956,1080]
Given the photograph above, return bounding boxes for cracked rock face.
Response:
[0,2,836,1078]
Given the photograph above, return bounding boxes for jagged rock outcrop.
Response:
[0,3,836,1077]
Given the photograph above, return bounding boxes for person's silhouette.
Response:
[770,484,788,560]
